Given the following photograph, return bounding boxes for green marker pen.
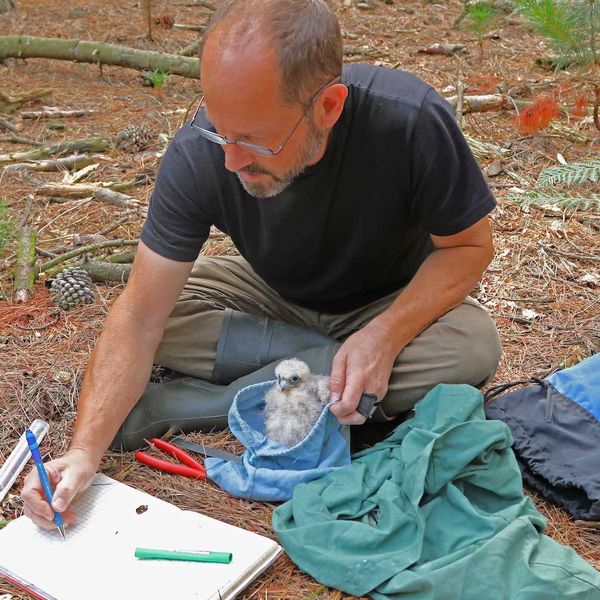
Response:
[135,547,233,564]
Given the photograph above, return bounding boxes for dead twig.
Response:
[542,246,600,263]
[21,108,94,120]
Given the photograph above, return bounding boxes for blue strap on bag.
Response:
[485,353,600,520]
[204,380,351,501]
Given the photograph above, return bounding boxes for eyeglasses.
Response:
[189,75,341,157]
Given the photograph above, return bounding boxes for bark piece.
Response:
[418,43,467,56]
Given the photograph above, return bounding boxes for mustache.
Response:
[237,164,282,181]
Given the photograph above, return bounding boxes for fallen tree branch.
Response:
[13,227,37,302]
[93,188,142,210]
[80,260,131,283]
[21,108,95,120]
[177,38,202,57]
[108,251,136,264]
[444,93,516,114]
[37,239,139,273]
[0,36,200,79]
[0,115,19,132]
[174,23,206,32]
[0,88,53,113]
[0,137,110,165]
[36,180,140,199]
[4,153,102,173]
[0,134,44,146]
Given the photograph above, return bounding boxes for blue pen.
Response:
[25,429,66,540]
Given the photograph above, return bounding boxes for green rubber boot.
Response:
[111,344,339,451]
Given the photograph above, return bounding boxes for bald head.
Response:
[200,0,342,106]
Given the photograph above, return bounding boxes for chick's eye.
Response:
[291,376,299,383]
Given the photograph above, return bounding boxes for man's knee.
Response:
[380,301,501,416]
[428,300,501,388]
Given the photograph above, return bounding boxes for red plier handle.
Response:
[135,438,206,480]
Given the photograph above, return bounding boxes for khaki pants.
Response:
[155,255,501,416]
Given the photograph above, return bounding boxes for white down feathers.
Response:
[263,358,330,447]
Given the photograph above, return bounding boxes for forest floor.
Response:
[0,0,599,598]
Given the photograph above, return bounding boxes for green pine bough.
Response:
[513,0,599,67]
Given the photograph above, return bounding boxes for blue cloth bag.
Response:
[204,380,351,501]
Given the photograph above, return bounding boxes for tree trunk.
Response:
[0,36,200,79]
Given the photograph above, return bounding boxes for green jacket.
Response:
[273,384,600,599]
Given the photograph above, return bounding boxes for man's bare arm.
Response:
[21,242,193,526]
[329,215,494,424]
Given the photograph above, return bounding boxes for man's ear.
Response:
[316,83,348,129]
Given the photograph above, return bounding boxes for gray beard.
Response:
[236,120,326,199]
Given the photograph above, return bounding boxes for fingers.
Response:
[328,350,346,404]
[21,461,84,530]
[330,373,368,425]
[21,467,58,529]
[51,466,82,513]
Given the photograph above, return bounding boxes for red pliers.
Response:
[135,438,206,480]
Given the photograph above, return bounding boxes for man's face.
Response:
[200,38,330,198]
[230,115,326,198]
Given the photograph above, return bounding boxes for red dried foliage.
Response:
[571,96,588,119]
[154,14,175,29]
[514,96,560,134]
[464,74,502,95]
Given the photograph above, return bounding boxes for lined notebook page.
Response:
[0,474,281,600]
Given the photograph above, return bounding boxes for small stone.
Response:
[52,370,71,384]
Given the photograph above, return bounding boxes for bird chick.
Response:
[263,358,330,447]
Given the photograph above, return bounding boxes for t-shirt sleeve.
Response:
[409,87,496,236]
[140,135,212,261]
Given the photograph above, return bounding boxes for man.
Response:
[22,0,501,529]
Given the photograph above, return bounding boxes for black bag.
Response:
[484,354,600,521]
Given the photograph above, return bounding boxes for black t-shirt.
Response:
[141,64,495,313]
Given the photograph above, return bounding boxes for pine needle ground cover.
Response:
[0,1,599,598]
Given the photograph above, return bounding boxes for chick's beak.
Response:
[278,376,291,391]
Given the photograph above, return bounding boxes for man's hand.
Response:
[329,320,399,425]
[21,448,97,530]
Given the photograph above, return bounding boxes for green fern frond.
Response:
[536,158,600,187]
[508,190,600,211]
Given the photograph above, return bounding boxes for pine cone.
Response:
[114,124,154,153]
[50,267,95,311]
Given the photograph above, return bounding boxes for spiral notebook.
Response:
[0,474,282,600]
